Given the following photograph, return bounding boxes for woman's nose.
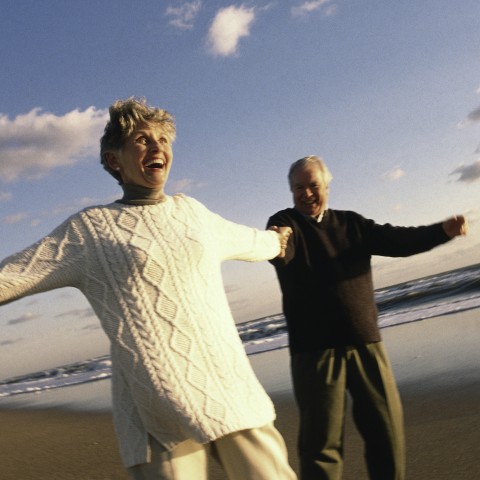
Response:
[150,140,163,151]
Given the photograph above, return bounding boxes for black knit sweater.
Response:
[267,208,451,353]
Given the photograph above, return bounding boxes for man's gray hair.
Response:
[288,155,333,189]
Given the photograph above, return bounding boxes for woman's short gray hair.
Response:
[100,97,176,183]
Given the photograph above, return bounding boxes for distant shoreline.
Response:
[3,262,480,397]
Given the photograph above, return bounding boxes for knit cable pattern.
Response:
[0,195,279,467]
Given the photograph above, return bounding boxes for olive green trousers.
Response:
[291,342,405,480]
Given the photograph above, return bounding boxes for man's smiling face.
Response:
[291,164,329,218]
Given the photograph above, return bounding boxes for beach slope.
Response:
[1,312,479,479]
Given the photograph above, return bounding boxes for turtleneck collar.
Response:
[117,184,167,206]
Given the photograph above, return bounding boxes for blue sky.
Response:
[1,0,480,377]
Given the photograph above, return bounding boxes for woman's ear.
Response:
[104,152,120,171]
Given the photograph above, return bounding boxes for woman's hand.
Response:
[269,226,292,258]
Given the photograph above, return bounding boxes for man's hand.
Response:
[442,215,468,238]
[269,226,292,258]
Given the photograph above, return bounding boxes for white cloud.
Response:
[458,105,480,128]
[206,5,256,57]
[468,107,480,123]
[450,159,480,184]
[2,212,28,225]
[324,4,338,16]
[165,1,202,29]
[167,177,206,193]
[457,104,480,152]
[0,106,108,183]
[45,195,116,218]
[2,195,116,227]
[383,167,406,181]
[291,0,334,17]
[464,206,480,225]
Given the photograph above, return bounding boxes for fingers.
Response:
[454,215,468,235]
[445,215,469,237]
[270,225,292,257]
[459,219,469,236]
[269,225,292,239]
[277,226,293,236]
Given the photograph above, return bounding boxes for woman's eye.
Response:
[136,136,148,144]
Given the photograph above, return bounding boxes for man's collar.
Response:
[294,208,327,223]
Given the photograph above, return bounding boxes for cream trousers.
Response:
[128,423,297,480]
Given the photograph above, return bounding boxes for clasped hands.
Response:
[269,226,293,258]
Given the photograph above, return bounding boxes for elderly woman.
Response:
[0,98,296,479]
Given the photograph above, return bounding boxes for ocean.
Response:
[1,262,480,407]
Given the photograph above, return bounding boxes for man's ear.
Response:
[104,152,120,171]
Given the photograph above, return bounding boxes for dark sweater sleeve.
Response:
[363,217,452,257]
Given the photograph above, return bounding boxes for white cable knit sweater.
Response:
[0,194,281,468]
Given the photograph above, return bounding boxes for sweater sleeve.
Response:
[0,216,85,306]
[363,216,451,257]
[186,197,281,262]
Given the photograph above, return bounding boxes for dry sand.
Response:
[1,313,479,479]
[0,384,478,480]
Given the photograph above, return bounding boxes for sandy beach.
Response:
[1,312,479,479]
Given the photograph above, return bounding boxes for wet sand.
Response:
[1,312,479,479]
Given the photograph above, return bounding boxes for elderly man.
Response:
[0,97,296,480]
[267,155,468,480]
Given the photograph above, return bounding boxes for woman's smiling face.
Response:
[105,124,173,190]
